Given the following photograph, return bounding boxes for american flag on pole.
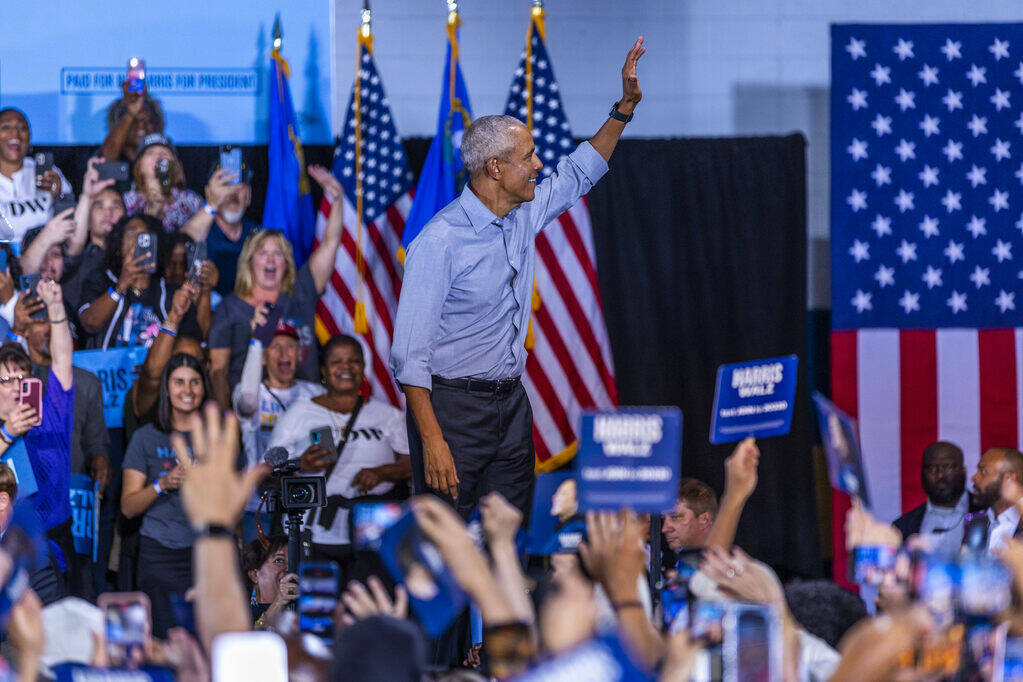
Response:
[315,25,414,408]
[505,6,618,471]
[831,24,1023,580]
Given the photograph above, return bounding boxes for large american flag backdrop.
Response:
[504,11,618,470]
[831,24,1023,543]
[314,36,414,408]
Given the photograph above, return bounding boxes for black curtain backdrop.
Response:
[39,135,817,577]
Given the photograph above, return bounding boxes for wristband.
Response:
[159,326,177,338]
[107,287,123,303]
[0,425,13,445]
[48,316,67,325]
[153,479,166,496]
[194,523,234,539]
[608,101,634,124]
[203,202,217,217]
[611,600,643,612]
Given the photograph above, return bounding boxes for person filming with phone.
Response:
[268,334,411,580]
[0,280,78,597]
[123,133,202,233]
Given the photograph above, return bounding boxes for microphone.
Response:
[155,158,174,197]
[263,446,290,468]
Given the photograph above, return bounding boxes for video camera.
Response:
[261,447,327,514]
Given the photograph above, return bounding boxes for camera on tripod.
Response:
[261,448,327,513]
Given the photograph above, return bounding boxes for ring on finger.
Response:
[725,568,736,579]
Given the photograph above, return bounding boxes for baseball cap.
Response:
[273,320,300,340]
[137,132,174,158]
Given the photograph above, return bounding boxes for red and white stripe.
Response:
[527,197,618,465]
[314,193,412,408]
[830,327,1023,585]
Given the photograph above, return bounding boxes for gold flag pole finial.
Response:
[272,13,283,52]
[447,0,459,25]
[532,0,544,16]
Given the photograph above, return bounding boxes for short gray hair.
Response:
[460,115,526,176]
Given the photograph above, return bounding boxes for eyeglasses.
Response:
[0,374,24,385]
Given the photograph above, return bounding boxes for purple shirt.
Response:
[24,368,73,530]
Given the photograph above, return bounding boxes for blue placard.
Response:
[709,355,798,444]
[73,346,147,429]
[376,509,467,637]
[526,472,576,555]
[812,391,872,509]
[577,408,682,513]
[69,474,97,560]
[0,441,37,500]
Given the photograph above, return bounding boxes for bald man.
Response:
[970,446,1023,553]
[893,442,967,559]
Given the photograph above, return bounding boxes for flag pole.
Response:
[524,0,545,351]
[352,1,372,334]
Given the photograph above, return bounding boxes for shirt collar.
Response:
[458,184,503,233]
[989,504,1021,527]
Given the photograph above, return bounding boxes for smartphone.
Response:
[251,301,281,345]
[352,502,403,551]
[310,426,335,454]
[220,145,242,184]
[186,240,206,285]
[126,58,146,93]
[19,378,42,426]
[0,249,9,274]
[96,161,130,183]
[851,545,897,586]
[18,274,45,322]
[211,631,288,682]
[298,561,339,646]
[723,604,782,682]
[33,153,54,189]
[134,232,156,274]
[98,592,151,670]
[960,555,1012,616]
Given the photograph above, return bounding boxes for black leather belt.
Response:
[432,375,521,395]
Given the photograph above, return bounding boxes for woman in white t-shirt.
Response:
[0,108,73,243]
[268,334,410,579]
[233,319,323,544]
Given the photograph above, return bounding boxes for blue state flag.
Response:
[402,23,474,251]
[264,39,316,266]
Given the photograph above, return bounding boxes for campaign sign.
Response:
[709,355,798,444]
[73,346,147,429]
[0,440,37,500]
[69,474,98,560]
[577,408,681,513]
[812,391,872,508]
[526,472,575,554]
[377,509,468,637]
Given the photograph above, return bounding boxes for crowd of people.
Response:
[2,47,1023,682]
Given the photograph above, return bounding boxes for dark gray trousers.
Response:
[406,380,536,520]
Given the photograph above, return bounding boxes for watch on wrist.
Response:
[194,523,234,539]
[609,101,633,124]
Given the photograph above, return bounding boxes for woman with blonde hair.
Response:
[208,165,343,406]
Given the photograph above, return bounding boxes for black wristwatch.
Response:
[194,523,234,539]
[609,101,633,124]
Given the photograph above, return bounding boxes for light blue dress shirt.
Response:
[390,141,608,389]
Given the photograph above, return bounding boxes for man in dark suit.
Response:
[893,441,968,558]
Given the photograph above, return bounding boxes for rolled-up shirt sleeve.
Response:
[389,234,454,390]
[529,141,609,233]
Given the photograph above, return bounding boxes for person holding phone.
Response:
[121,352,211,637]
[0,108,74,242]
[78,214,200,349]
[234,320,323,544]
[180,163,260,297]
[268,334,411,579]
[0,280,79,595]
[208,165,343,407]
[122,134,202,233]
[100,80,165,169]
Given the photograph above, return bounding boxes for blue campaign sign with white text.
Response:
[73,346,147,429]
[0,441,37,500]
[577,408,681,513]
[709,355,798,444]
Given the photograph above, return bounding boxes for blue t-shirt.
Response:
[24,367,74,531]
[207,218,259,296]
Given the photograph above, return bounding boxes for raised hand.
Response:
[337,576,408,626]
[480,491,523,546]
[35,279,63,307]
[121,80,147,118]
[174,403,268,528]
[5,404,38,438]
[42,207,76,245]
[579,509,647,601]
[620,36,646,107]
[12,294,44,336]
[205,169,240,209]
[83,157,116,198]
[308,165,342,203]
[723,436,759,502]
[37,169,63,197]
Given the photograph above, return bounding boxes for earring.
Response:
[250,586,258,606]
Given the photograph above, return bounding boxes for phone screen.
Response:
[310,426,335,453]
[352,502,403,551]
[852,545,897,585]
[298,562,339,646]
[220,146,242,184]
[733,609,772,682]
[99,593,151,669]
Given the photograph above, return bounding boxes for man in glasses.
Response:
[893,441,968,559]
